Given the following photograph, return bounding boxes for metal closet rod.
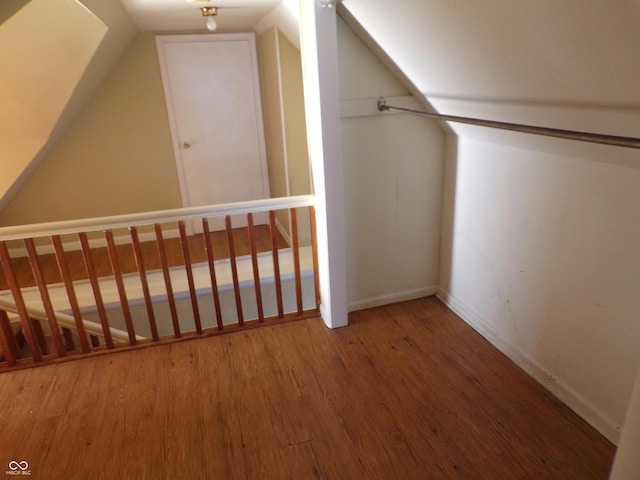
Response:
[377,97,640,150]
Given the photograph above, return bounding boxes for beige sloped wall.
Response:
[0,0,108,214]
[0,32,181,225]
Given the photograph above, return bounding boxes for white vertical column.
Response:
[609,367,640,479]
[298,0,348,328]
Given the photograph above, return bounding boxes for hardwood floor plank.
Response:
[247,329,313,448]
[221,334,289,480]
[0,297,615,479]
[307,323,473,478]
[279,440,324,479]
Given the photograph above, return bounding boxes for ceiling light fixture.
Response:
[200,6,218,31]
[319,0,343,7]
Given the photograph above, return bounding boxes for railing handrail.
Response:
[0,196,321,370]
[0,195,316,241]
[0,297,140,343]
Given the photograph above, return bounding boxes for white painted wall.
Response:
[438,135,640,443]
[342,0,640,448]
[337,18,445,311]
[610,366,640,479]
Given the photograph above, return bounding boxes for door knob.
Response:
[182,141,191,149]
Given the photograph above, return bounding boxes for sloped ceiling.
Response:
[0,0,139,213]
[0,0,108,205]
[341,0,640,146]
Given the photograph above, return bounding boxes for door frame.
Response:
[155,32,270,212]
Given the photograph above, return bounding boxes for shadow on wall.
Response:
[0,0,30,25]
[0,0,109,218]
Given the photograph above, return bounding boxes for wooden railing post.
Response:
[309,206,321,311]
[0,196,319,372]
[225,216,244,326]
[289,208,304,315]
[105,230,137,346]
[154,224,181,338]
[78,233,114,349]
[52,235,91,353]
[0,241,42,361]
[0,310,19,366]
[24,238,67,358]
[203,218,224,330]
[268,211,284,319]
[130,227,160,342]
[178,221,202,334]
[247,213,264,322]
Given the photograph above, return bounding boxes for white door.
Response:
[156,33,269,230]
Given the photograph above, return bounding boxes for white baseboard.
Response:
[437,287,621,445]
[348,286,438,313]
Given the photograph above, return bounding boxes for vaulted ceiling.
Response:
[345,0,640,105]
[340,0,640,150]
[3,0,639,213]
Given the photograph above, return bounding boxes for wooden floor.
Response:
[0,297,614,479]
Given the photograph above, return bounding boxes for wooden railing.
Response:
[0,196,320,372]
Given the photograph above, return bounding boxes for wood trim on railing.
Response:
[62,327,75,351]
[289,209,303,315]
[24,238,67,358]
[155,224,181,338]
[78,233,114,349]
[52,235,91,353]
[268,211,285,318]
[309,206,321,311]
[0,299,135,343]
[105,230,137,346]
[0,241,42,361]
[130,226,160,342]
[0,310,19,366]
[225,216,244,326]
[0,199,321,372]
[202,218,223,330]
[247,213,264,322]
[32,320,47,355]
[0,195,315,241]
[178,221,202,334]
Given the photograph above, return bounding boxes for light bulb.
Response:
[206,15,217,31]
